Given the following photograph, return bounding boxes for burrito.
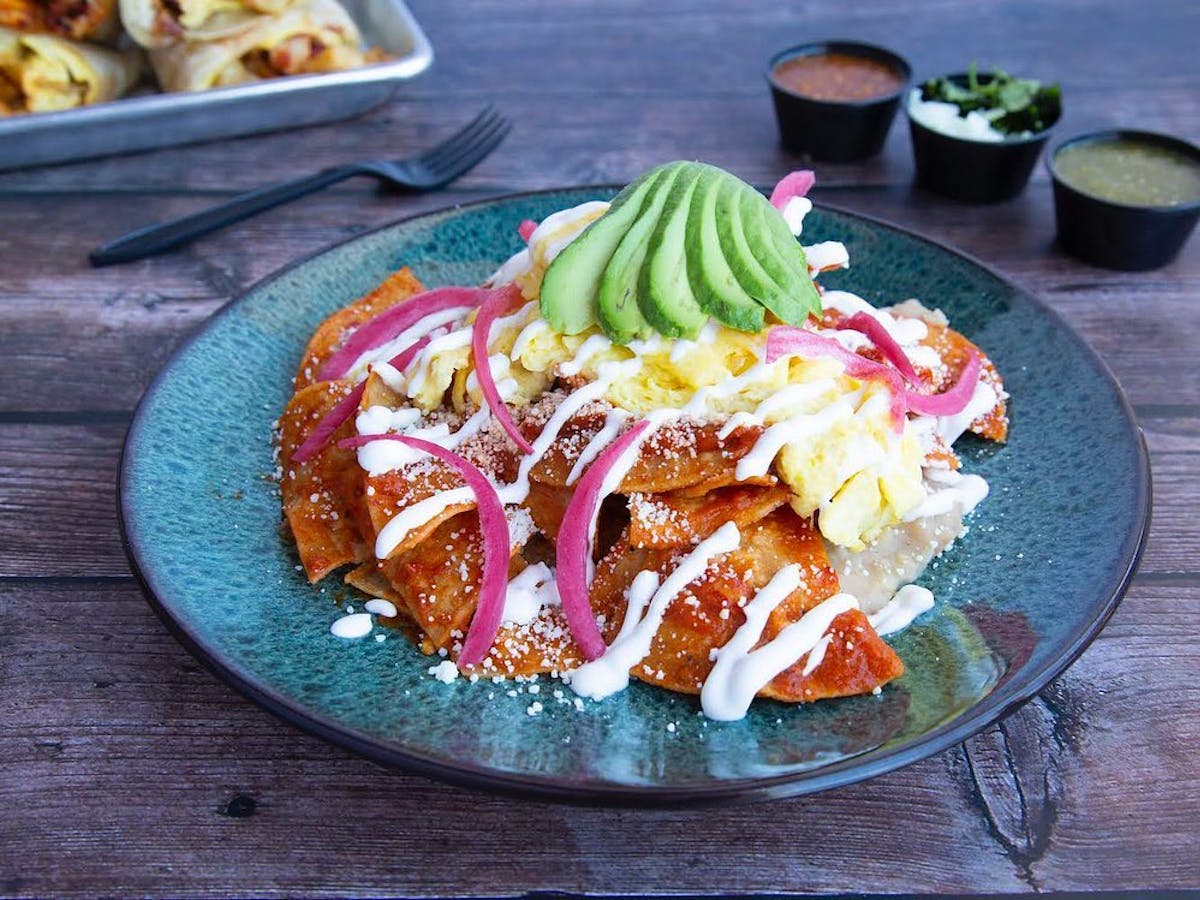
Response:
[120,0,293,49]
[148,0,371,91]
[0,26,140,113]
[0,0,119,42]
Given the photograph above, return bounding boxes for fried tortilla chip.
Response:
[484,610,583,678]
[363,461,475,561]
[278,380,369,582]
[524,478,572,542]
[670,468,777,497]
[343,561,409,613]
[628,483,791,550]
[380,511,494,650]
[360,367,405,409]
[527,407,769,495]
[343,562,422,645]
[918,320,1008,442]
[379,512,580,675]
[589,507,902,701]
[763,608,905,702]
[293,267,425,391]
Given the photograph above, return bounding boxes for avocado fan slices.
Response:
[540,161,821,344]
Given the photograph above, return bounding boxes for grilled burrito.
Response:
[0,26,140,113]
[0,0,119,42]
[148,0,369,90]
[120,0,293,49]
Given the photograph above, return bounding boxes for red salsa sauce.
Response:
[772,52,903,102]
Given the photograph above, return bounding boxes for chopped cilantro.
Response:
[920,63,1061,135]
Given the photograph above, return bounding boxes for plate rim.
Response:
[118,186,1152,807]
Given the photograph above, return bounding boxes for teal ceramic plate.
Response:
[120,189,1150,805]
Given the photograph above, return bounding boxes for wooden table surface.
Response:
[2,1,1198,896]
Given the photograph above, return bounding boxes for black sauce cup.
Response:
[767,41,911,163]
[907,72,1060,203]
[1048,129,1200,271]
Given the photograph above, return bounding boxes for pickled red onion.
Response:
[386,333,433,374]
[338,434,510,667]
[517,219,538,242]
[904,350,982,417]
[472,284,535,454]
[767,326,983,424]
[291,383,365,464]
[317,285,487,381]
[556,419,652,660]
[843,312,922,385]
[769,170,816,210]
[337,433,412,451]
[290,335,435,464]
[766,325,906,429]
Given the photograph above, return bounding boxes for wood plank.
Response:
[0,580,1194,896]
[0,423,127,577]
[0,0,1194,193]
[0,419,1192,579]
[0,189,498,415]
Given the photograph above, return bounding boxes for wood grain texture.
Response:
[0,0,1197,895]
[1,582,1195,896]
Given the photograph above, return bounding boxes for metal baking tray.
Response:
[0,0,432,171]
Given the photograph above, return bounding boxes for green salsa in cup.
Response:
[1053,135,1200,208]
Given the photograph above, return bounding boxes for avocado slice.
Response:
[539,166,666,335]
[687,166,764,333]
[638,163,710,338]
[715,178,791,314]
[595,163,685,343]
[739,185,822,324]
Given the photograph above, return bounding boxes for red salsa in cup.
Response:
[772,52,904,102]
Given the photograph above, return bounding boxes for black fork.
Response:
[90,106,511,267]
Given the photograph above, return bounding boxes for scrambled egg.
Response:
[403,202,926,550]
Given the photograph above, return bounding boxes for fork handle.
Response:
[89,165,358,267]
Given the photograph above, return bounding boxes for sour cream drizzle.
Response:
[330,612,374,639]
[818,290,944,373]
[364,598,398,617]
[496,358,642,507]
[903,469,989,522]
[572,407,676,585]
[569,522,742,701]
[354,379,518,477]
[503,561,560,625]
[566,408,629,486]
[801,633,833,677]
[345,307,472,381]
[782,195,813,236]
[929,379,998,446]
[557,334,613,377]
[701,577,859,721]
[821,290,927,345]
[374,486,475,559]
[804,241,850,273]
[370,356,650,558]
[868,584,935,636]
[680,359,779,417]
